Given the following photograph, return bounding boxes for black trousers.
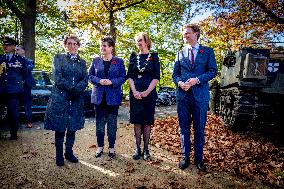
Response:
[0,93,21,136]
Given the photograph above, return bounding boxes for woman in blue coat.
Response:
[44,35,88,166]
[89,36,126,159]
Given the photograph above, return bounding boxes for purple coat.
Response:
[89,56,126,105]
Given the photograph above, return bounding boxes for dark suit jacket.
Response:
[89,56,126,105]
[172,45,217,102]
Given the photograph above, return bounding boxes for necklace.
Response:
[137,53,151,73]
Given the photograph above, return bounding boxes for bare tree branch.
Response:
[3,0,23,20]
[249,0,284,24]
[102,0,110,11]
[114,0,145,12]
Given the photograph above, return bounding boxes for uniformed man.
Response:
[16,45,36,128]
[0,37,27,140]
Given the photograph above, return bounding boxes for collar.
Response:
[187,43,199,50]
[67,52,79,60]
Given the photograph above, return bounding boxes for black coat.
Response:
[44,54,88,132]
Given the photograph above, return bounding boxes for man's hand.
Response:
[185,78,199,87]
[179,81,191,91]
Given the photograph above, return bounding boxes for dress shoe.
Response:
[95,150,104,158]
[178,156,189,169]
[26,123,32,128]
[195,161,206,172]
[10,135,18,140]
[64,153,79,163]
[132,149,142,160]
[108,152,116,159]
[143,149,150,160]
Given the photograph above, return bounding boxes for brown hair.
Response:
[135,32,152,50]
[182,24,201,40]
[63,35,80,46]
[101,36,115,47]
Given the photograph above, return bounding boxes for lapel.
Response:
[109,56,116,72]
[195,45,204,65]
[97,57,104,77]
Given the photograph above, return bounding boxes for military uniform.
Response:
[0,37,27,139]
[23,58,35,127]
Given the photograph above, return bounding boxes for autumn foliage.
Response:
[152,114,284,187]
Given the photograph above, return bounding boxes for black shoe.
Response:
[195,160,206,172]
[108,152,116,159]
[132,149,142,160]
[64,153,79,163]
[10,135,18,140]
[178,156,189,169]
[143,149,150,160]
[56,156,64,166]
[95,150,104,158]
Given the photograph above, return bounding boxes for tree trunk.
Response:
[109,1,116,55]
[21,15,36,59]
[22,0,36,59]
[4,0,36,60]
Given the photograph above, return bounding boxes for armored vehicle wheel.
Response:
[219,88,254,130]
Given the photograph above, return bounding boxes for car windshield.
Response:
[32,71,52,86]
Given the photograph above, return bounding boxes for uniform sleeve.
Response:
[53,54,74,92]
[21,56,28,81]
[26,59,35,71]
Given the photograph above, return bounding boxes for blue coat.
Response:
[89,56,126,105]
[0,54,27,94]
[172,45,217,102]
[44,54,88,132]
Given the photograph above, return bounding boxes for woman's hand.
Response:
[141,90,150,98]
[133,91,142,99]
[99,79,112,85]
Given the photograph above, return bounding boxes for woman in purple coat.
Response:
[89,36,126,159]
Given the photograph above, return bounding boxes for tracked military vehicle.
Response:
[217,46,284,130]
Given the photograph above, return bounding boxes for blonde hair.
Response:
[63,35,80,46]
[182,24,201,40]
[135,32,152,50]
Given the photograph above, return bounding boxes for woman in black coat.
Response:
[44,35,88,166]
[127,32,160,160]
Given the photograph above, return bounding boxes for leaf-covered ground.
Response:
[0,105,282,188]
[152,114,284,188]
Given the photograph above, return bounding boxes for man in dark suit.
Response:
[16,45,36,128]
[0,37,27,140]
[172,24,217,171]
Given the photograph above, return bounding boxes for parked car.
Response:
[156,86,176,106]
[18,70,95,118]
[124,86,176,106]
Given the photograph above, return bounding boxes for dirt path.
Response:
[0,105,272,189]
